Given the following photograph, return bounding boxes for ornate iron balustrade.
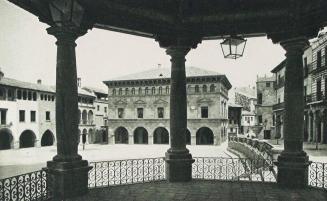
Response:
[309,162,327,189]
[0,169,50,201]
[192,157,276,182]
[88,158,165,188]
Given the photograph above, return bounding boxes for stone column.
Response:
[276,37,310,188]
[165,46,194,182]
[46,26,91,198]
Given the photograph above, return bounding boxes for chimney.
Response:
[77,77,81,87]
[0,68,3,80]
[37,79,42,84]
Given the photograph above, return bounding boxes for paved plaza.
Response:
[69,180,327,201]
[0,143,233,179]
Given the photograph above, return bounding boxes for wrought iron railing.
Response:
[88,158,165,188]
[0,169,50,201]
[192,157,276,182]
[309,162,327,189]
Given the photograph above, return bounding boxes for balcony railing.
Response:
[306,93,327,103]
[1,157,326,200]
[272,102,285,111]
[88,158,165,188]
[0,169,50,201]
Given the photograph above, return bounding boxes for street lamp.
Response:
[49,0,84,27]
[220,35,247,59]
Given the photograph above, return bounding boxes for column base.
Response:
[275,151,310,188]
[165,149,194,182]
[45,159,92,199]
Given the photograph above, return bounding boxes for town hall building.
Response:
[104,66,232,146]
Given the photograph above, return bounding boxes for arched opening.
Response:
[82,110,87,124]
[0,128,13,150]
[153,127,169,144]
[115,127,129,144]
[88,128,94,144]
[41,130,54,146]
[88,110,94,125]
[196,127,214,145]
[19,130,36,148]
[186,129,191,145]
[82,129,87,144]
[134,127,148,144]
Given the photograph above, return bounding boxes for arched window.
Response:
[195,85,199,93]
[145,87,149,94]
[112,89,116,96]
[203,85,207,93]
[125,88,129,95]
[138,87,142,95]
[118,88,122,95]
[151,87,156,94]
[131,88,135,95]
[17,90,22,100]
[32,92,37,101]
[159,86,162,94]
[166,86,170,94]
[210,84,215,92]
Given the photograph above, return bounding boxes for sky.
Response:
[0,1,286,90]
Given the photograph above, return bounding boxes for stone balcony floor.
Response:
[68,180,327,201]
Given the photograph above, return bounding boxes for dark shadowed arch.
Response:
[196,127,214,145]
[115,127,129,144]
[153,127,169,144]
[134,127,148,144]
[20,130,36,148]
[41,130,54,146]
[186,129,191,145]
[0,128,13,150]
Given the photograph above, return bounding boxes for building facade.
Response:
[270,32,327,144]
[255,75,276,139]
[0,71,107,150]
[104,67,231,146]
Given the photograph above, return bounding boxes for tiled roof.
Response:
[0,77,95,97]
[107,66,222,81]
[82,86,108,95]
[0,77,55,92]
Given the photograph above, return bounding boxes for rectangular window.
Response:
[257,93,263,104]
[201,106,208,118]
[158,107,164,118]
[137,108,144,118]
[19,110,25,122]
[97,105,100,111]
[258,115,262,124]
[266,82,270,87]
[118,108,124,118]
[104,107,107,113]
[46,111,50,121]
[0,110,7,125]
[317,80,322,101]
[317,50,322,68]
[30,111,36,122]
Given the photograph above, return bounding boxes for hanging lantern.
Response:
[49,0,84,27]
[220,35,247,59]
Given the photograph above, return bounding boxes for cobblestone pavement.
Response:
[68,180,327,201]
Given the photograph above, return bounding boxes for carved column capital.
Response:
[47,25,87,45]
[280,37,309,55]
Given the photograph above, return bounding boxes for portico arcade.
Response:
[8,0,327,199]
